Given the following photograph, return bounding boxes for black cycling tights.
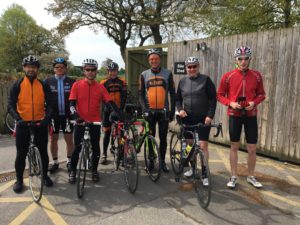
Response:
[147,112,169,162]
[15,125,49,182]
[71,125,101,172]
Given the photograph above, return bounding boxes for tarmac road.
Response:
[0,134,299,225]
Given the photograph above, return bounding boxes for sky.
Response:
[0,0,125,68]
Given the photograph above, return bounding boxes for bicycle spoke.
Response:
[28,147,43,203]
[194,149,211,209]
[77,147,87,198]
[124,140,138,193]
[144,135,161,182]
[170,133,183,175]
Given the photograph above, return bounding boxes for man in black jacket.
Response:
[176,56,217,183]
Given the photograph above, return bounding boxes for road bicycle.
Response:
[110,107,139,193]
[5,111,16,135]
[70,121,101,199]
[26,121,44,203]
[130,109,165,182]
[169,119,222,208]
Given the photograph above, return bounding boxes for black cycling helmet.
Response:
[82,58,98,68]
[234,46,252,58]
[147,48,162,58]
[53,57,67,67]
[107,62,119,70]
[22,55,40,68]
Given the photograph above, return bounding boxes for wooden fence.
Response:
[167,27,300,163]
[0,83,10,133]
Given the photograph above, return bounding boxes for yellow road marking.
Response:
[261,190,300,207]
[215,148,231,172]
[0,197,32,202]
[287,175,300,186]
[209,159,223,163]
[8,202,38,225]
[0,180,15,193]
[40,197,68,225]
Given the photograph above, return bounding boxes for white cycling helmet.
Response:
[82,58,98,68]
[185,56,199,66]
[234,46,252,58]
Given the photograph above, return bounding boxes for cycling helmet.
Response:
[185,56,199,66]
[147,48,162,58]
[53,57,67,67]
[107,62,119,70]
[234,46,252,58]
[82,58,98,68]
[22,55,40,68]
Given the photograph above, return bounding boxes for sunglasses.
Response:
[237,57,250,61]
[187,65,198,69]
[85,68,97,72]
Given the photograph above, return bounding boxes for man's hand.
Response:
[229,102,242,109]
[245,101,255,110]
[179,110,187,118]
[204,117,212,125]
[16,119,26,127]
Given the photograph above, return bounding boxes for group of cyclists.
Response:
[7,45,265,194]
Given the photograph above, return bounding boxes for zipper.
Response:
[88,84,91,113]
[31,81,34,120]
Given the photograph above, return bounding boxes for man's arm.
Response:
[120,79,127,110]
[206,77,217,119]
[138,74,147,111]
[7,82,22,121]
[217,74,231,106]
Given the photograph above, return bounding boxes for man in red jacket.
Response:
[217,46,266,189]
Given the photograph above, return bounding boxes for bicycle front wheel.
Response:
[124,139,139,193]
[194,149,211,209]
[144,135,161,182]
[77,146,88,198]
[5,112,16,134]
[169,133,183,175]
[28,146,44,203]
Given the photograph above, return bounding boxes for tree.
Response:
[0,4,67,72]
[46,0,202,61]
[196,0,300,37]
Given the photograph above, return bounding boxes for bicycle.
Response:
[130,109,164,182]
[110,108,139,193]
[26,121,44,203]
[169,119,222,208]
[5,111,16,135]
[70,121,101,199]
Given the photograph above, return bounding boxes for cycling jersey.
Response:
[8,76,52,121]
[217,68,265,117]
[69,79,111,122]
[176,73,216,118]
[100,77,127,110]
[139,68,175,112]
[44,75,75,117]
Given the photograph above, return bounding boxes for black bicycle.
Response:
[71,121,101,198]
[26,122,44,203]
[169,120,222,208]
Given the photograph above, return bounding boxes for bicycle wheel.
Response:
[77,146,88,198]
[144,135,161,182]
[28,146,44,203]
[194,149,211,209]
[169,133,183,175]
[124,139,139,193]
[5,112,16,134]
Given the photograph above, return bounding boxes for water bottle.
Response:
[185,144,192,156]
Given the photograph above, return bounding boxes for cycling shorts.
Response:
[51,116,73,134]
[182,115,211,141]
[229,116,258,144]
[102,110,112,128]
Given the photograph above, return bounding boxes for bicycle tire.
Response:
[124,139,139,193]
[28,146,44,203]
[111,126,121,170]
[144,135,161,182]
[169,133,183,175]
[77,145,88,198]
[5,112,16,134]
[194,148,211,209]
